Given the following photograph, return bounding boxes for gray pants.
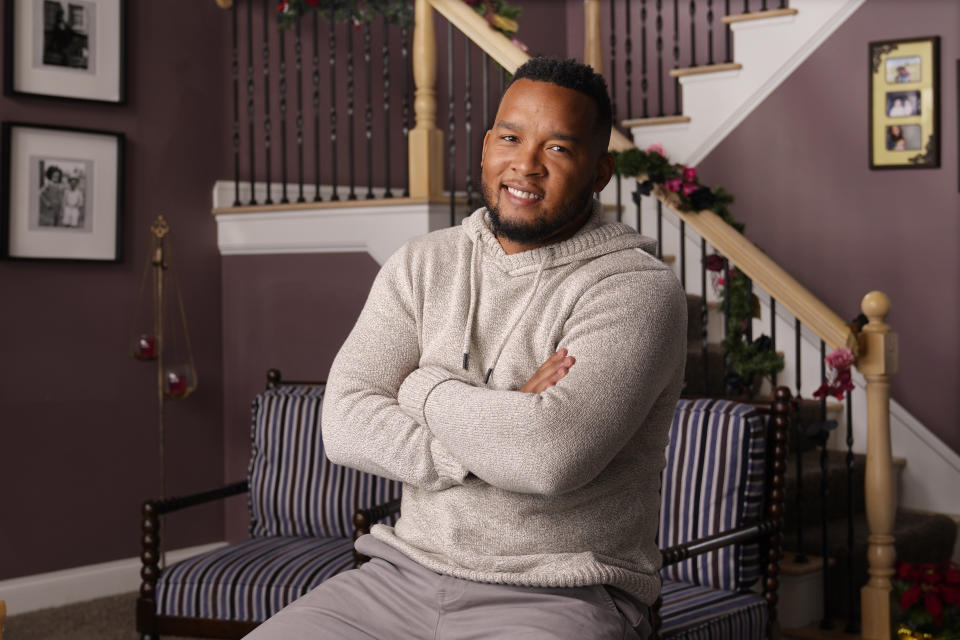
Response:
[244,535,651,639]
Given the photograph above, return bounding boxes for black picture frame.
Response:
[3,0,126,104]
[1,122,125,262]
[868,36,940,170]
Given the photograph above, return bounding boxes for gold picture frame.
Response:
[869,36,940,169]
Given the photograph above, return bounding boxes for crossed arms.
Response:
[321,247,686,495]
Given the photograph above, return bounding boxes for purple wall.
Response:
[697,0,960,453]
[0,1,229,579]
[220,252,381,538]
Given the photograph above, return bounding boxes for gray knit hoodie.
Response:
[322,202,687,605]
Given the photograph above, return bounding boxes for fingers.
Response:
[520,348,576,394]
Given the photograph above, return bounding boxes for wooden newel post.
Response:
[858,290,898,640]
[409,0,444,199]
[584,0,603,73]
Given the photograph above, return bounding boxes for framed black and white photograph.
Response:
[2,122,124,261]
[3,0,125,103]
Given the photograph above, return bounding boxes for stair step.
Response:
[781,511,958,621]
[621,115,692,128]
[722,7,799,25]
[669,62,743,79]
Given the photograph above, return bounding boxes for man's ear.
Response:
[480,129,491,168]
[593,152,616,193]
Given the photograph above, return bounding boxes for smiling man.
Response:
[245,57,686,640]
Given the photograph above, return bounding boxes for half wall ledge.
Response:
[212,181,459,265]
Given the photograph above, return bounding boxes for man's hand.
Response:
[520,348,576,394]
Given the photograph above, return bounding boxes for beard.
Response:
[480,179,596,246]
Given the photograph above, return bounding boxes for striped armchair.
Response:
[653,389,791,640]
[136,370,401,640]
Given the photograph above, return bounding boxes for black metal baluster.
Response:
[279,26,289,203]
[329,9,339,201]
[482,52,490,129]
[725,0,732,64]
[722,260,731,396]
[364,19,374,199]
[382,17,393,198]
[231,0,240,206]
[625,0,633,120]
[701,240,709,394]
[707,0,715,66]
[402,23,410,197]
[845,391,859,633]
[795,316,806,563]
[347,21,357,200]
[744,0,750,13]
[770,297,777,387]
[819,339,831,630]
[295,17,305,202]
[689,0,697,67]
[609,0,617,124]
[673,0,680,114]
[262,0,272,204]
[447,22,456,227]
[780,0,787,8]
[679,220,686,288]
[246,0,256,205]
[641,0,649,118]
[312,11,321,201]
[746,277,753,343]
[464,41,473,210]
[762,0,768,9]
[656,201,663,259]
[498,66,505,96]
[656,0,664,116]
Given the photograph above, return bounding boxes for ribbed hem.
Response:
[430,438,469,483]
[397,366,455,429]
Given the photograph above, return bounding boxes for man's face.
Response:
[480,79,613,252]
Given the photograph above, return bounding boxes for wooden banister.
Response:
[654,185,856,352]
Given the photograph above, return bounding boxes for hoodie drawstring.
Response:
[483,250,550,384]
[461,238,481,371]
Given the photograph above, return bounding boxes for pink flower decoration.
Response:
[510,38,529,53]
[646,143,666,157]
[682,182,698,196]
[682,166,698,183]
[825,347,855,370]
[664,178,683,193]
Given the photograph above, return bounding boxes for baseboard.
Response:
[0,542,227,616]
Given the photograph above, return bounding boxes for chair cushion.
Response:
[248,385,402,538]
[658,398,767,592]
[156,536,355,622]
[658,579,768,639]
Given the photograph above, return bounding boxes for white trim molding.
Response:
[0,542,227,615]
[213,181,457,265]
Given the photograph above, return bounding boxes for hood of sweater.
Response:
[459,199,659,383]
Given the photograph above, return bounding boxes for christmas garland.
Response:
[277,0,414,29]
[614,144,784,394]
[463,0,523,39]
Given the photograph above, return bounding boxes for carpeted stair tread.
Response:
[781,510,957,619]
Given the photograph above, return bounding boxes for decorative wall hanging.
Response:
[130,215,198,504]
[3,0,126,103]
[1,122,123,261]
[869,36,940,169]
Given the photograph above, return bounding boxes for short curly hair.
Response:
[509,56,613,150]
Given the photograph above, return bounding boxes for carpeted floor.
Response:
[3,592,199,640]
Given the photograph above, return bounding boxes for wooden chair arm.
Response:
[352,498,402,566]
[139,480,250,603]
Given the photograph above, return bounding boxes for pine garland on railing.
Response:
[615,143,784,393]
[277,0,414,29]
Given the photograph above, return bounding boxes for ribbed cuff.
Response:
[430,438,469,485]
[397,366,453,429]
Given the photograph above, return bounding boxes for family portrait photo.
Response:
[31,157,92,231]
[40,0,96,71]
[885,55,922,83]
[885,91,921,117]
[885,124,922,151]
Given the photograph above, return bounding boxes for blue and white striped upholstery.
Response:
[659,398,767,592]
[156,536,355,621]
[658,579,768,639]
[155,383,403,623]
[248,386,402,539]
